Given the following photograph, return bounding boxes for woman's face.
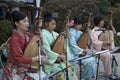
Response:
[98,20,104,28]
[47,19,56,31]
[106,26,111,30]
[15,17,29,32]
[75,24,82,30]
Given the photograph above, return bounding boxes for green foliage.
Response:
[0,0,120,46]
[112,4,120,32]
[114,35,120,46]
[99,0,111,13]
[42,0,120,47]
[113,16,120,32]
[0,20,12,46]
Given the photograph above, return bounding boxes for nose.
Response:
[26,21,29,25]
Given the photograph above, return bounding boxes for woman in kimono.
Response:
[90,15,113,78]
[68,17,96,80]
[103,18,116,50]
[42,12,78,80]
[4,10,46,80]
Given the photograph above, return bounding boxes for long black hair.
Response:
[93,15,104,26]
[104,21,112,30]
[73,16,82,25]
[10,10,27,29]
[70,16,82,28]
[44,12,55,23]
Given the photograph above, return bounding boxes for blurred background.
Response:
[0,0,120,46]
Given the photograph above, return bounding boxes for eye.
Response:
[23,20,29,23]
[51,22,56,25]
[23,20,26,22]
[22,17,29,23]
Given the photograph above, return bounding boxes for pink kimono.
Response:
[90,26,112,76]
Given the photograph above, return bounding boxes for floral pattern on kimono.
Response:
[69,28,96,79]
[42,29,78,80]
[4,30,46,80]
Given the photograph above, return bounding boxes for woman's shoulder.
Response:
[70,28,82,34]
[92,27,98,32]
[41,29,48,37]
[78,30,83,34]
[70,28,75,31]
[11,31,20,40]
[9,32,19,44]
[42,29,58,35]
[69,28,76,34]
[41,29,47,34]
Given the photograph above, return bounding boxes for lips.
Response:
[24,26,29,30]
[25,25,29,28]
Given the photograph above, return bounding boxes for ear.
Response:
[45,22,49,26]
[15,22,18,26]
[74,24,77,27]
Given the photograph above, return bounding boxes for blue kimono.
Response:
[69,28,96,79]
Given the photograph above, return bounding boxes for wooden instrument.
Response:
[99,30,111,49]
[77,13,92,49]
[52,10,71,80]
[24,7,42,70]
[52,10,71,54]
[99,11,113,49]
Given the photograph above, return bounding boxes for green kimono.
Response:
[42,29,78,80]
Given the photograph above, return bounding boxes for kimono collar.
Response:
[43,29,54,34]
[70,28,79,32]
[94,26,105,31]
[13,30,26,38]
[95,26,100,29]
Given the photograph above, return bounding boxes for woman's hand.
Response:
[109,19,113,26]
[87,21,91,28]
[32,56,38,62]
[37,19,43,27]
[83,48,89,53]
[58,54,66,61]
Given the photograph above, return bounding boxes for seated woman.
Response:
[41,12,78,80]
[69,17,96,80]
[103,18,116,50]
[3,10,46,80]
[90,15,113,78]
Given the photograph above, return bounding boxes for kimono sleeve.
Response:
[109,30,115,49]
[42,34,58,64]
[69,30,83,55]
[10,37,32,64]
[90,31,103,51]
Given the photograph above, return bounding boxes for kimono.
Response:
[4,30,46,80]
[41,29,78,80]
[90,26,112,76]
[109,30,115,49]
[69,28,96,79]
